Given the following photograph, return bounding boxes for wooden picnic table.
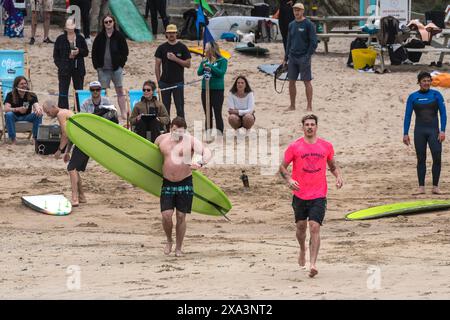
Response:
[309,16,380,54]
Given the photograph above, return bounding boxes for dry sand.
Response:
[1,25,450,299]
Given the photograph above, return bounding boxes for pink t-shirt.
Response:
[284,137,334,200]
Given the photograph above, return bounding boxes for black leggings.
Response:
[414,127,442,186]
[201,89,224,134]
[71,0,91,38]
[58,73,84,109]
[145,0,170,35]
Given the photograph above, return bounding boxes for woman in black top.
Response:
[92,14,129,120]
[53,18,89,109]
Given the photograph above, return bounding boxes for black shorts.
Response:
[67,146,89,172]
[292,196,327,225]
[160,176,194,214]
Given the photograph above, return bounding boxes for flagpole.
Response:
[205,75,211,142]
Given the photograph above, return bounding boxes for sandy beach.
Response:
[1,24,450,299]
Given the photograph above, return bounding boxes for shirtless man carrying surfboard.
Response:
[155,117,212,257]
[279,114,343,278]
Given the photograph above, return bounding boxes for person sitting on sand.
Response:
[227,75,255,131]
[403,71,447,195]
[42,100,88,207]
[129,80,170,142]
[279,114,343,278]
[3,76,43,144]
[154,117,212,257]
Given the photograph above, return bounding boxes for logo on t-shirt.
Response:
[301,152,325,173]
[298,28,305,32]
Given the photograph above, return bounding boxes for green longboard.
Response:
[345,200,450,220]
[109,0,153,42]
[66,114,232,217]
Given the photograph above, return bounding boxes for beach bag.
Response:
[347,38,368,67]
[404,39,426,63]
[425,11,445,29]
[388,45,407,65]
[378,16,400,46]
[180,9,208,40]
[432,73,450,88]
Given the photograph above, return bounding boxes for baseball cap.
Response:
[89,81,102,88]
[293,3,305,10]
[166,24,178,33]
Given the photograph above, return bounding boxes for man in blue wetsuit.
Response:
[403,71,447,194]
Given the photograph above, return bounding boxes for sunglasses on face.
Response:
[90,88,101,92]
[104,20,113,24]
[143,88,153,92]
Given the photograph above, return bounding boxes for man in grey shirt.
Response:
[80,81,111,113]
[282,3,318,111]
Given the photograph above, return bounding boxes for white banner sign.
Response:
[379,0,410,21]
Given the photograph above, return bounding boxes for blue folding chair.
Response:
[127,89,160,113]
[75,89,107,112]
[0,50,32,141]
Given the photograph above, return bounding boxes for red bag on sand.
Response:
[432,73,450,88]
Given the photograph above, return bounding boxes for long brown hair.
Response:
[101,14,118,33]
[12,76,35,105]
[230,75,252,94]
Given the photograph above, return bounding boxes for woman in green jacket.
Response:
[197,41,228,134]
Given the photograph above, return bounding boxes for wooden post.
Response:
[205,77,211,142]
[125,89,130,129]
[0,84,6,143]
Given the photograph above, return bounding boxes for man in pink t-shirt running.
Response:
[279,114,343,278]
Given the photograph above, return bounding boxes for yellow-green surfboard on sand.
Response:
[66,114,232,217]
[346,200,450,220]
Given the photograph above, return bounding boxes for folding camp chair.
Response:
[0,49,33,142]
[127,89,163,138]
[74,89,107,113]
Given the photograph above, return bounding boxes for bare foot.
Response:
[306,107,312,112]
[298,250,306,269]
[432,187,442,195]
[412,187,426,195]
[175,249,183,257]
[286,106,295,111]
[71,199,79,207]
[164,242,173,255]
[309,266,318,278]
[79,193,87,203]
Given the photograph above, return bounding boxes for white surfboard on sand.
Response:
[22,195,72,216]
[208,16,281,41]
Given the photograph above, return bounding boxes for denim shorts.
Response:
[98,67,123,88]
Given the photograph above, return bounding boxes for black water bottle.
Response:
[240,170,249,189]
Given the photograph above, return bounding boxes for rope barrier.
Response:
[0,76,205,98]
